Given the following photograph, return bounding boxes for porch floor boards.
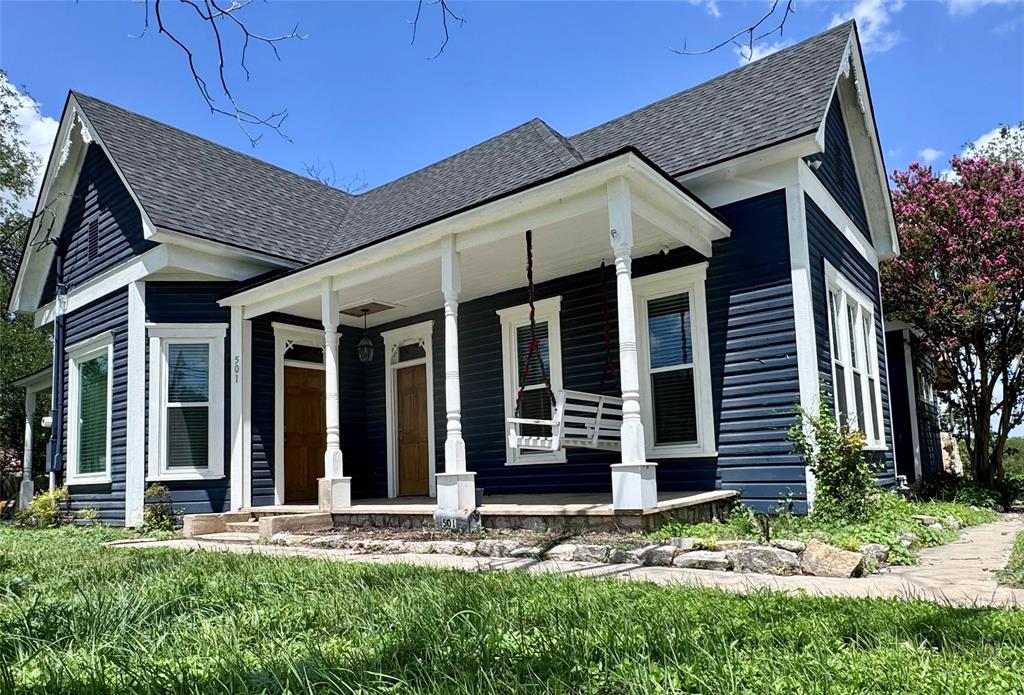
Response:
[243,490,736,518]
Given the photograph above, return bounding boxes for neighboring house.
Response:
[9,21,902,525]
[884,324,944,484]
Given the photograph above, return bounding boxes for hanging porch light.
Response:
[356,309,374,363]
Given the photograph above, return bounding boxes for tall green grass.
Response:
[998,531,1024,588]
[1,525,1023,694]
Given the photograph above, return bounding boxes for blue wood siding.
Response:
[806,196,896,485]
[60,288,129,525]
[144,282,234,515]
[809,96,870,241]
[42,144,155,303]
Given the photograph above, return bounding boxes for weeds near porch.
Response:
[14,486,70,527]
[142,484,178,533]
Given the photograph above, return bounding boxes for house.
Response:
[884,324,944,485]
[9,21,902,527]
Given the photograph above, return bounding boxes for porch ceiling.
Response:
[271,207,683,327]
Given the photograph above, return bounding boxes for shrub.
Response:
[789,398,876,522]
[142,484,178,532]
[77,507,100,525]
[15,487,71,527]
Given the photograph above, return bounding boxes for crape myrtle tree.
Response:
[881,124,1024,487]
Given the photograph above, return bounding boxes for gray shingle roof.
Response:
[74,93,354,263]
[72,22,854,266]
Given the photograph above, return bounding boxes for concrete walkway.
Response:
[111,516,1024,608]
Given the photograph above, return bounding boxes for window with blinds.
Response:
[646,292,697,445]
[77,353,109,475]
[165,343,210,469]
[515,322,552,439]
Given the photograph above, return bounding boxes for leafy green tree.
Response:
[0,71,53,474]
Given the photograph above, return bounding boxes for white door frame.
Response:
[272,322,335,505]
[382,320,436,498]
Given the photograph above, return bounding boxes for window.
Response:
[67,332,114,484]
[499,296,564,465]
[148,324,226,480]
[634,264,715,458]
[824,264,885,447]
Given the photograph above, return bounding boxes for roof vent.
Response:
[340,301,399,318]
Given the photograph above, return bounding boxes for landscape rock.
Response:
[911,514,939,526]
[624,544,660,564]
[717,540,758,551]
[643,545,678,566]
[669,537,697,550]
[927,522,945,533]
[607,548,628,564]
[509,545,543,559]
[476,539,520,557]
[728,546,800,575]
[455,542,478,556]
[574,544,611,563]
[309,534,344,548]
[897,532,918,548]
[800,539,864,578]
[858,543,890,565]
[770,539,806,554]
[402,541,434,554]
[944,515,962,530]
[430,541,459,555]
[673,550,730,571]
[544,544,578,562]
[270,532,292,545]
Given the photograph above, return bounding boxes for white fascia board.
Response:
[798,161,879,271]
[223,151,726,314]
[149,226,297,269]
[677,133,821,192]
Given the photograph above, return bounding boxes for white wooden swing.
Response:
[506,230,623,453]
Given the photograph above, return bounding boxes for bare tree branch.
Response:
[408,0,465,59]
[671,0,796,62]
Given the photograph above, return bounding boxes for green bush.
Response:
[789,398,876,522]
[142,484,178,532]
[15,487,71,527]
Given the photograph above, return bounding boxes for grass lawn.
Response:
[648,493,999,565]
[2,526,1023,694]
[998,531,1024,588]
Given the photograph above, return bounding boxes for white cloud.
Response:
[918,147,944,164]
[947,0,1017,16]
[0,74,60,214]
[829,0,906,53]
[967,124,1022,152]
[688,0,721,18]
[734,39,793,65]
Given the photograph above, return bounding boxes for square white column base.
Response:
[318,476,352,512]
[18,479,34,510]
[611,463,658,511]
[435,471,477,511]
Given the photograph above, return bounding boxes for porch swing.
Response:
[506,230,624,452]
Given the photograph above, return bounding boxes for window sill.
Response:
[863,445,889,452]
[65,474,112,486]
[504,455,567,467]
[147,472,226,483]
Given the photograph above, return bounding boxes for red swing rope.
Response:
[514,229,556,417]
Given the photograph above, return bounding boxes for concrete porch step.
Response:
[193,532,259,544]
[225,521,260,533]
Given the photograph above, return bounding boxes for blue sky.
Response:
[1,0,1022,196]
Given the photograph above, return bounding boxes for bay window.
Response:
[148,324,226,479]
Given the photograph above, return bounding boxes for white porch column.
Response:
[124,280,146,526]
[229,305,245,511]
[17,388,36,510]
[607,178,658,511]
[318,278,351,510]
[436,237,477,512]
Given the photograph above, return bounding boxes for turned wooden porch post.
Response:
[607,177,658,510]
[319,278,351,510]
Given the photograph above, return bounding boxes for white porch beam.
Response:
[436,237,477,514]
[631,194,714,258]
[607,177,658,511]
[318,278,351,510]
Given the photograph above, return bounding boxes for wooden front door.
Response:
[284,366,325,503]
[396,364,430,496]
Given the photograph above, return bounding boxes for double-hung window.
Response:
[824,264,885,447]
[634,264,715,458]
[498,296,564,465]
[66,332,114,484]
[147,324,226,480]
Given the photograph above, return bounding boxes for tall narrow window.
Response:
[499,297,564,465]
[828,290,849,428]
[67,332,114,484]
[646,292,697,445]
[148,324,226,480]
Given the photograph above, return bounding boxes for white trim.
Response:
[631,264,717,459]
[785,181,820,507]
[798,161,878,270]
[272,322,338,505]
[66,332,115,486]
[124,281,146,525]
[148,226,296,269]
[241,318,252,507]
[229,306,244,510]
[499,296,566,465]
[823,261,887,449]
[382,320,436,497]
[902,328,923,481]
[146,324,226,481]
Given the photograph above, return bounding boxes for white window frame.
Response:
[823,263,886,449]
[66,331,115,485]
[498,296,565,465]
[147,323,227,481]
[382,320,436,497]
[633,263,716,459]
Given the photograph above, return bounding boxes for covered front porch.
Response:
[221,151,731,519]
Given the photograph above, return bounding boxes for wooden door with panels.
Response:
[283,366,325,503]
[396,363,430,496]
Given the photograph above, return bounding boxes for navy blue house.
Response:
[9,22,907,524]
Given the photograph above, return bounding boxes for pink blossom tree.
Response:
[882,143,1024,487]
